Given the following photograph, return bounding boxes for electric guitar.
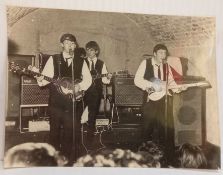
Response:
[91,69,128,81]
[9,62,84,101]
[147,77,210,101]
[91,71,111,80]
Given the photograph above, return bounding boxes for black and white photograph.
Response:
[1,0,222,173]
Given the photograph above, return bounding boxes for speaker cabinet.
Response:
[103,124,143,144]
[172,88,206,146]
[113,77,144,106]
[20,76,49,132]
[21,76,49,106]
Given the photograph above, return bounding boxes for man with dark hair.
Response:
[33,33,92,161]
[84,41,112,149]
[134,44,184,146]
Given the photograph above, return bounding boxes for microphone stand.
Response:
[71,52,77,161]
[164,60,169,143]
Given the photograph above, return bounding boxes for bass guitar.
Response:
[147,77,210,101]
[9,62,84,101]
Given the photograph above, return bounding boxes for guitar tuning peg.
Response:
[27,65,32,70]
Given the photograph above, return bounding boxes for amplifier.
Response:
[102,124,143,144]
[113,77,144,106]
[21,76,49,106]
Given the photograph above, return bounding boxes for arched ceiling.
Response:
[126,14,215,48]
[7,6,215,48]
[7,6,37,27]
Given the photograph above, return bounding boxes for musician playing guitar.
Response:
[32,33,92,163]
[134,44,186,146]
[84,41,112,150]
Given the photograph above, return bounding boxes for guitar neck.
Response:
[23,69,57,83]
[92,73,108,79]
[168,82,209,90]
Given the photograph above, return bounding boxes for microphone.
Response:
[69,49,74,57]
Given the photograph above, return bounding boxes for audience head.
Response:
[4,142,68,168]
[138,141,165,167]
[177,143,207,169]
[74,148,160,168]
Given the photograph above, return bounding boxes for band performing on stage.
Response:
[6,28,216,168]
[5,2,222,169]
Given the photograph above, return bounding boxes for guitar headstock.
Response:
[198,80,212,88]
[8,61,33,76]
[8,61,22,73]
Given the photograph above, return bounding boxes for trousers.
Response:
[49,102,83,160]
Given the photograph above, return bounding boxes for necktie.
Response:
[66,58,70,66]
[157,65,161,79]
[91,60,94,71]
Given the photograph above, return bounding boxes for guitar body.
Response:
[8,62,84,101]
[147,78,167,101]
[55,77,84,101]
[147,77,210,101]
[90,69,98,76]
[91,69,111,82]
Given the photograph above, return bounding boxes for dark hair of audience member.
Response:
[137,141,166,167]
[4,142,68,168]
[177,143,207,169]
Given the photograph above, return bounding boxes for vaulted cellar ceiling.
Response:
[7,6,215,48]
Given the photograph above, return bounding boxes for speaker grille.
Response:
[114,77,144,106]
[178,106,197,125]
[177,130,197,144]
[21,76,49,105]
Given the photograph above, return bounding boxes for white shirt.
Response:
[87,56,111,84]
[37,52,92,91]
[63,51,74,67]
[134,57,177,91]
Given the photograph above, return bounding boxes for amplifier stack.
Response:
[113,77,144,107]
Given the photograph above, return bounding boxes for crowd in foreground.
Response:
[4,141,216,169]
